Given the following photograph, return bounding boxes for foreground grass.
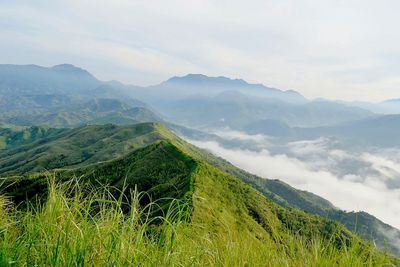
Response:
[0,180,397,266]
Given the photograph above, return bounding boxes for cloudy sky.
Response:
[1,0,400,101]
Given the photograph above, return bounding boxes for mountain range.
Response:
[1,63,400,260]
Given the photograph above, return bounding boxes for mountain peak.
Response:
[51,64,92,76]
[161,73,307,103]
[165,73,252,87]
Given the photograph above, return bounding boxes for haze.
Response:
[1,0,400,101]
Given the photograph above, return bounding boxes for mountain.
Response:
[0,123,165,175]
[0,64,100,97]
[1,63,399,264]
[161,74,307,104]
[0,96,161,128]
[244,119,294,136]
[0,64,376,131]
[343,99,400,114]
[0,64,154,128]
[116,74,309,113]
[235,112,400,148]
[81,106,162,126]
[2,122,397,265]
[0,125,64,150]
[82,98,139,112]
[291,114,400,148]
[1,122,399,257]
[129,75,373,129]
[4,127,395,265]
[157,91,374,129]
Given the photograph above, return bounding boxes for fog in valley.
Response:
[186,129,400,230]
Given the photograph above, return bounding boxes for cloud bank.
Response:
[187,132,400,230]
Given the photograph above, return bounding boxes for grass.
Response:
[0,179,190,266]
[168,130,400,256]
[0,177,397,266]
[1,122,398,256]
[0,123,169,176]
[0,123,398,265]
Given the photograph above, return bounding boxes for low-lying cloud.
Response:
[186,131,400,230]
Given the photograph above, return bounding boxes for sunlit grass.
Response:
[0,178,397,266]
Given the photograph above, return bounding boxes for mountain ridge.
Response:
[5,133,393,265]
[1,122,398,256]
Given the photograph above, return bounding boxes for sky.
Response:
[1,0,400,101]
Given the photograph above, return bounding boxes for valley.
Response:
[1,64,399,265]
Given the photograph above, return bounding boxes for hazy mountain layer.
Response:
[243,114,400,148]
[0,64,376,129]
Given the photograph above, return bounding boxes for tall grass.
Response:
[0,179,397,266]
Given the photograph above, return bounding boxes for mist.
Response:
[186,130,400,230]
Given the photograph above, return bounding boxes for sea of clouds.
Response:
[186,129,400,231]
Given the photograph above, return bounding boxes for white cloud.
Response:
[211,128,269,143]
[287,138,329,156]
[361,153,400,180]
[379,226,400,254]
[186,138,400,230]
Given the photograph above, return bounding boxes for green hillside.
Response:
[0,123,399,264]
[179,140,400,256]
[1,139,396,265]
[2,151,394,265]
[0,125,64,150]
[0,124,166,176]
[0,94,162,128]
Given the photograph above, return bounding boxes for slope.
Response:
[0,123,166,176]
[0,64,159,128]
[177,139,400,256]
[1,126,396,265]
[2,97,161,128]
[0,125,64,150]
[0,122,399,257]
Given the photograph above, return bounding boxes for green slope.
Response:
[195,154,400,256]
[2,141,195,214]
[163,131,400,256]
[0,124,166,176]
[0,125,64,150]
[1,139,396,265]
[1,95,162,128]
[0,122,399,258]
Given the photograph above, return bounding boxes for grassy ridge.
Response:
[1,141,195,214]
[173,134,400,256]
[0,169,396,266]
[0,124,166,176]
[1,122,399,260]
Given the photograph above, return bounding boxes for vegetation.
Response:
[0,104,161,128]
[0,123,166,176]
[1,122,399,263]
[175,136,400,256]
[0,126,63,150]
[1,165,397,266]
